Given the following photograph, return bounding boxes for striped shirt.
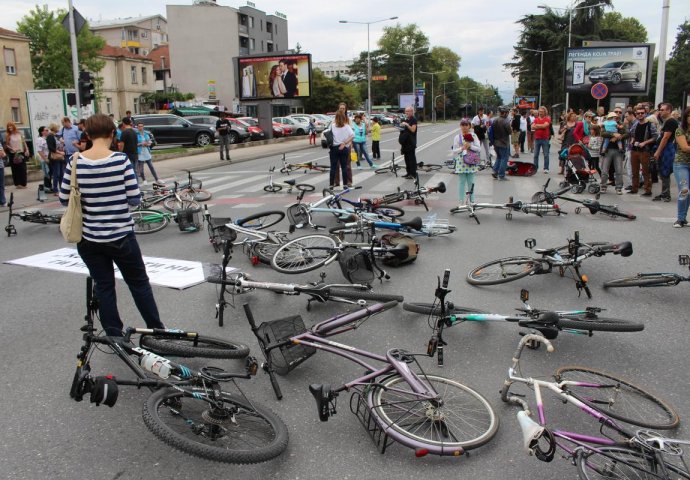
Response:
[59,152,141,242]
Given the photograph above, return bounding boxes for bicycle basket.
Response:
[208,216,237,242]
[287,203,309,228]
[175,207,202,232]
[338,247,375,284]
[256,315,315,375]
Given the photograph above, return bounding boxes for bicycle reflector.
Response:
[415,448,429,458]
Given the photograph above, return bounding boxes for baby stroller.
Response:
[559,143,600,194]
[506,158,536,176]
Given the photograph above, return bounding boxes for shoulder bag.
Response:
[60,153,83,243]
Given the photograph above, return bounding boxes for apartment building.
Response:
[0,27,34,128]
[90,14,168,57]
[96,45,154,118]
[314,60,355,81]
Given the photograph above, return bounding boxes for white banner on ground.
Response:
[4,248,229,290]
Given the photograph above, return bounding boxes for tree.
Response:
[303,69,360,113]
[665,21,690,107]
[17,5,105,90]
[599,12,648,43]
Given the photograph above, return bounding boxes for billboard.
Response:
[564,44,654,95]
[514,96,537,109]
[237,54,311,101]
[398,93,424,110]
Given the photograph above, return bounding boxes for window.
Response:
[133,101,139,115]
[127,30,138,41]
[121,29,125,40]
[240,37,249,48]
[261,40,264,51]
[142,67,147,85]
[239,14,247,26]
[260,19,263,31]
[131,66,137,84]
[106,97,112,114]
[267,42,273,52]
[4,48,17,75]
[249,16,254,28]
[249,38,255,50]
[10,98,21,123]
[141,30,148,39]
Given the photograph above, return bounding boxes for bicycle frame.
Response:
[452,184,561,223]
[5,192,62,236]
[280,153,327,174]
[535,178,636,220]
[290,188,392,230]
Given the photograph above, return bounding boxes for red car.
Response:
[235,117,266,141]
[275,122,292,136]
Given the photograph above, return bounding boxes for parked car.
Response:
[276,122,292,136]
[186,115,250,144]
[235,117,266,141]
[371,113,393,125]
[273,116,306,135]
[289,114,326,133]
[272,123,285,138]
[132,114,216,147]
[588,61,642,85]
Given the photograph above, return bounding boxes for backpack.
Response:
[380,233,419,267]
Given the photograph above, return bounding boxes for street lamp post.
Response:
[523,48,558,107]
[394,48,430,111]
[538,2,605,112]
[339,16,398,119]
[419,70,445,123]
[441,81,455,121]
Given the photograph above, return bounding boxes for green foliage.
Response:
[302,69,360,113]
[17,5,106,90]
[600,12,648,43]
[666,21,690,106]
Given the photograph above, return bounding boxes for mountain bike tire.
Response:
[467,257,541,285]
[163,198,201,213]
[372,205,405,218]
[402,302,488,316]
[139,334,249,359]
[142,388,288,464]
[263,185,283,193]
[270,234,339,274]
[327,288,403,303]
[603,274,681,288]
[250,241,282,265]
[296,184,316,192]
[180,188,212,202]
[555,366,680,430]
[417,163,443,172]
[235,211,285,230]
[367,374,499,455]
[556,315,644,332]
[132,210,169,234]
[576,446,686,480]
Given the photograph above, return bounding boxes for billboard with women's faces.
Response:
[237,54,312,101]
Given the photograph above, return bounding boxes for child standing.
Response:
[453,119,481,206]
[371,117,381,159]
[308,118,317,145]
[586,123,602,174]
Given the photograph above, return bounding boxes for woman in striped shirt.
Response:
[59,113,164,337]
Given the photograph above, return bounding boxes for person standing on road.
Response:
[653,103,679,202]
[307,118,317,145]
[472,107,491,163]
[452,119,481,206]
[531,106,552,173]
[399,106,418,179]
[216,112,232,161]
[0,143,6,206]
[35,126,52,192]
[328,111,354,189]
[491,107,512,180]
[59,113,165,337]
[558,112,583,175]
[47,123,65,195]
[628,107,658,195]
[136,122,162,186]
[60,117,81,159]
[4,122,30,189]
[599,111,628,194]
[510,109,521,158]
[671,107,690,227]
[352,114,376,169]
[118,117,140,181]
[527,109,536,153]
[371,116,381,159]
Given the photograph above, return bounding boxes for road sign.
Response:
[371,75,387,81]
[61,8,86,35]
[591,82,609,100]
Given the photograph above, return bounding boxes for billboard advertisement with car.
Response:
[237,54,311,101]
[564,44,654,95]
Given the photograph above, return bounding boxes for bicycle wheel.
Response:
[263,185,282,193]
[403,302,488,316]
[418,163,443,172]
[555,366,680,430]
[368,374,498,453]
[235,211,285,230]
[45,214,63,224]
[296,184,316,192]
[163,198,200,213]
[372,205,405,218]
[180,188,212,202]
[139,334,249,359]
[467,257,541,285]
[577,446,675,480]
[556,315,644,332]
[270,234,339,274]
[603,274,680,288]
[132,210,169,234]
[142,388,288,464]
[327,288,403,303]
[375,167,393,175]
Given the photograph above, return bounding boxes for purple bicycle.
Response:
[243,301,499,457]
[501,334,685,479]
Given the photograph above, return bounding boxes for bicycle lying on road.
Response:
[5,192,63,236]
[404,270,644,367]
[206,240,404,325]
[604,254,690,289]
[70,277,287,464]
[374,153,403,176]
[203,205,286,254]
[450,184,562,224]
[279,153,329,174]
[466,231,633,298]
[263,166,316,193]
[358,178,447,212]
[532,178,637,220]
[500,333,685,479]
[242,300,499,456]
[328,214,457,239]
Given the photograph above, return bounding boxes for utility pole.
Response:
[655,0,671,106]
[68,0,81,117]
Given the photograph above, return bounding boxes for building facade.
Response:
[166,1,288,109]
[147,45,172,93]
[0,27,34,128]
[313,60,355,81]
[90,15,168,57]
[96,45,155,119]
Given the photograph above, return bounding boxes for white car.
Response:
[289,114,326,133]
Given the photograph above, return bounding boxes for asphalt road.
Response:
[1,123,688,480]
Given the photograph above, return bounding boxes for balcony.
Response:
[120,40,140,48]
[239,47,249,56]
[238,24,248,34]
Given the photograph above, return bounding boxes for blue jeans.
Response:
[51,161,65,193]
[493,146,510,178]
[138,159,159,182]
[533,139,550,171]
[329,146,350,186]
[353,141,373,166]
[77,233,163,336]
[673,163,690,222]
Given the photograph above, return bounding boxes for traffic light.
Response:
[78,70,95,107]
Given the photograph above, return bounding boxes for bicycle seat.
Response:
[284,179,296,186]
[401,217,423,231]
[612,241,633,257]
[534,248,558,255]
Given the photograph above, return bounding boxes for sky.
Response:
[2,0,687,102]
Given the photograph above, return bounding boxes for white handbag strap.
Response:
[70,153,79,190]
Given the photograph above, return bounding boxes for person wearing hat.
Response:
[216,112,232,161]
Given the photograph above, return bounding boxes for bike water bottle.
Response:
[139,351,172,379]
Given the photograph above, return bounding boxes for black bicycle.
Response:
[5,192,63,236]
[70,277,288,464]
[533,178,637,220]
[604,254,690,289]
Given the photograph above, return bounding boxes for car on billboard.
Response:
[588,61,642,85]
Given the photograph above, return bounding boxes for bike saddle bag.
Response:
[338,247,375,284]
[434,182,447,194]
[614,241,633,257]
[90,376,119,407]
[401,217,423,231]
[380,233,419,267]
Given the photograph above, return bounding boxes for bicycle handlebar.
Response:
[513,334,554,361]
